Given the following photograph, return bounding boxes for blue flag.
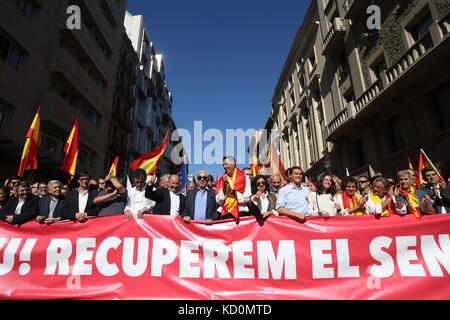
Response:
[179,161,188,189]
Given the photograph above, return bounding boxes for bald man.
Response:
[145,174,186,216]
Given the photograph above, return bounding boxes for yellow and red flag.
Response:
[407,157,414,171]
[130,130,169,175]
[416,148,443,187]
[221,167,247,220]
[109,155,119,176]
[17,107,40,177]
[61,119,79,178]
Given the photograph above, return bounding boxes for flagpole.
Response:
[420,148,442,176]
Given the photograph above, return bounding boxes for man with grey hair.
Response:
[146,174,185,216]
[158,174,171,189]
[216,156,252,219]
[397,170,434,216]
[269,173,282,196]
[182,170,218,224]
[36,180,65,224]
[365,176,405,216]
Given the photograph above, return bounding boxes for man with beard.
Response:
[0,181,39,226]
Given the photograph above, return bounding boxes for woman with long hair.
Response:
[308,174,341,217]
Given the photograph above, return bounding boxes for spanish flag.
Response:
[130,129,169,175]
[268,141,287,184]
[416,148,443,187]
[109,155,119,176]
[221,167,247,220]
[61,119,79,178]
[407,157,414,171]
[17,107,40,177]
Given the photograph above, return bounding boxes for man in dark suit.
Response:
[60,172,98,223]
[145,174,185,216]
[36,180,65,224]
[182,170,218,225]
[0,181,39,226]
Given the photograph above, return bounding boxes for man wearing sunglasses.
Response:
[182,170,217,225]
[357,175,371,196]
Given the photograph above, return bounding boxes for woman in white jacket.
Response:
[307,174,341,217]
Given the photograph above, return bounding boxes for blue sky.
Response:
[126,0,310,177]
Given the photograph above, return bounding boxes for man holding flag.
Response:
[416,149,450,214]
[215,156,252,220]
[419,167,450,214]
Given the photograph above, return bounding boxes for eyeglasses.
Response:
[198,176,208,180]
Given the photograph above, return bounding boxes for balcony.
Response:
[354,32,435,115]
[60,22,109,79]
[49,47,103,111]
[326,25,448,141]
[81,0,116,50]
[323,18,347,55]
[342,0,366,19]
[327,102,356,139]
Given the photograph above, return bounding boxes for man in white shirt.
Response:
[145,174,186,217]
[60,172,99,222]
[125,169,155,219]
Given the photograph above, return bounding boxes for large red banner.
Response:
[1,214,450,299]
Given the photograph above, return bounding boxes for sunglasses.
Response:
[358,180,369,184]
[198,176,208,180]
[257,181,266,186]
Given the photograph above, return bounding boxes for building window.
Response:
[317,104,327,152]
[39,132,63,154]
[351,139,365,170]
[408,11,433,43]
[0,102,7,128]
[430,82,450,133]
[13,0,39,20]
[337,51,349,83]
[385,115,406,154]
[78,148,95,168]
[298,73,306,92]
[0,34,26,71]
[83,108,99,127]
[308,50,316,72]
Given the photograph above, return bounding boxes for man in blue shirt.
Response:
[182,170,218,225]
[276,166,310,222]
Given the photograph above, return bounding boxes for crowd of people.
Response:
[1,155,449,227]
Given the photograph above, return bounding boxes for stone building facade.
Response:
[260,0,450,180]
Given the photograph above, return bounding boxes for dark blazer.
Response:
[419,186,450,213]
[0,195,39,226]
[38,195,65,219]
[60,189,98,221]
[145,186,186,215]
[248,193,277,215]
[182,188,218,220]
